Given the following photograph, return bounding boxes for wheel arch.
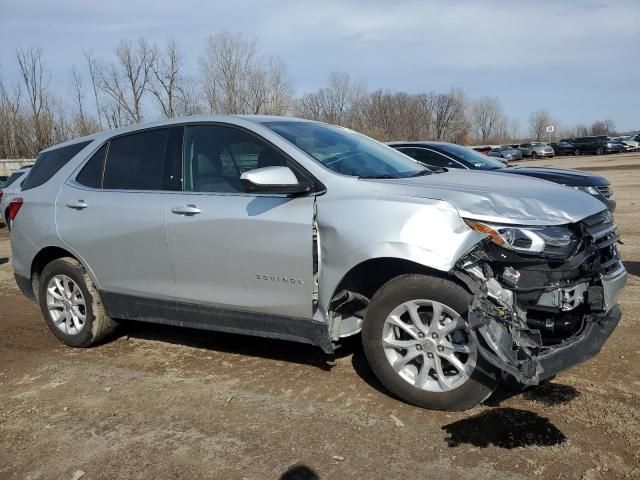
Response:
[327,256,474,339]
[30,246,95,302]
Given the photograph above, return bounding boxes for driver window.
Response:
[399,148,458,168]
[183,125,290,193]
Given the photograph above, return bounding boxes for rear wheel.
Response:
[532,152,538,159]
[362,274,497,411]
[596,147,604,155]
[39,258,117,347]
[574,148,580,156]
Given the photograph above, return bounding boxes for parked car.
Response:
[10,116,626,411]
[389,141,616,211]
[572,136,625,155]
[611,136,639,152]
[0,166,31,227]
[518,142,554,159]
[472,146,492,155]
[549,141,576,156]
[488,146,522,161]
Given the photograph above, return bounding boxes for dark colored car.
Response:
[472,146,492,155]
[388,141,616,211]
[550,141,576,156]
[572,136,625,155]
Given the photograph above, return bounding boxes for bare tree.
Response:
[150,40,185,118]
[200,32,293,115]
[430,89,468,142]
[94,39,156,124]
[528,109,553,141]
[591,119,615,136]
[83,50,104,129]
[471,96,503,143]
[15,47,59,154]
[69,68,99,137]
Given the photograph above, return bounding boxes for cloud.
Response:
[0,0,638,129]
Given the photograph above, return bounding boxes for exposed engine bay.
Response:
[455,209,626,385]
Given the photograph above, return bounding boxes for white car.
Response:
[0,166,31,227]
[612,137,639,152]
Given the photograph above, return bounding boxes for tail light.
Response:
[7,197,23,222]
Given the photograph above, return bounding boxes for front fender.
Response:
[316,193,486,317]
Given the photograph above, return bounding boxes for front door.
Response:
[165,124,316,319]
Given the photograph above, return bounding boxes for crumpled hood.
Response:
[360,170,606,226]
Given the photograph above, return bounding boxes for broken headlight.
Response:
[464,220,579,257]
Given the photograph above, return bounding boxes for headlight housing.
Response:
[464,219,579,258]
[572,185,600,196]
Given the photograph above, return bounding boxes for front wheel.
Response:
[532,152,538,159]
[361,274,497,411]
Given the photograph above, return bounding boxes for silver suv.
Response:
[519,142,555,159]
[9,116,626,411]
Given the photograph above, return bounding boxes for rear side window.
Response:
[76,145,107,188]
[3,171,26,188]
[22,141,91,190]
[103,129,170,190]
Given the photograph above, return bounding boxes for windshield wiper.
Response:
[359,174,397,179]
[409,169,434,177]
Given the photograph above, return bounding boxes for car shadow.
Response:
[116,320,350,371]
[442,407,567,448]
[624,260,640,278]
[485,381,581,407]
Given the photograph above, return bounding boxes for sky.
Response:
[1,0,639,131]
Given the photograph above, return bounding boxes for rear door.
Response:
[56,127,181,300]
[165,123,316,319]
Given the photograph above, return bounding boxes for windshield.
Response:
[436,144,506,170]
[263,121,428,178]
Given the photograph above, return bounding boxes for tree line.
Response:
[0,32,622,158]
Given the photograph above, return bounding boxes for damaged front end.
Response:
[455,209,627,386]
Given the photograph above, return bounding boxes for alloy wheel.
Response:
[382,299,477,393]
[46,274,87,335]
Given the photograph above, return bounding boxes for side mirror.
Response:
[240,166,311,195]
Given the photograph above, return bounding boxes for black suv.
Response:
[388,141,616,211]
[550,141,575,156]
[570,136,625,155]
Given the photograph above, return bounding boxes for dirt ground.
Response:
[1,153,639,480]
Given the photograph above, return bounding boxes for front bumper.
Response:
[535,306,620,381]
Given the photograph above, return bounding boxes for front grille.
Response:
[596,185,613,198]
[581,210,621,274]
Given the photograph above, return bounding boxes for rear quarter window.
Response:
[22,141,91,190]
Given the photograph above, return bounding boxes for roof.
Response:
[41,115,317,153]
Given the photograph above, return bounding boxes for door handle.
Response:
[171,205,201,216]
[66,200,88,210]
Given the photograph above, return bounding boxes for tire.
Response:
[361,274,497,411]
[596,147,603,155]
[532,152,538,159]
[574,149,580,156]
[39,257,117,347]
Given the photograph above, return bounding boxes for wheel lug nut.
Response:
[427,352,434,358]
[431,333,438,339]
[415,345,422,351]
[418,332,425,338]
[437,346,444,352]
